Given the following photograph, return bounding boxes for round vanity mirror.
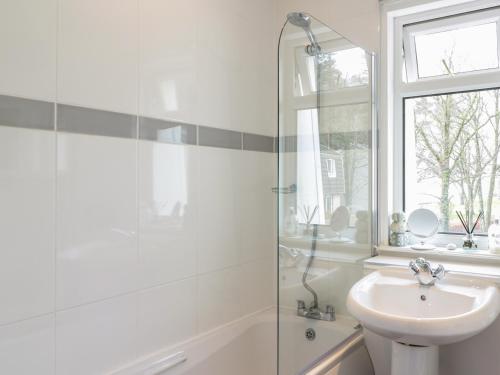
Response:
[407,208,439,250]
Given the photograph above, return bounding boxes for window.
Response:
[402,8,500,82]
[289,29,373,230]
[326,159,337,178]
[397,6,500,239]
[295,42,369,96]
[325,195,333,214]
[405,88,500,234]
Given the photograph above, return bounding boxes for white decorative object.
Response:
[488,219,500,254]
[389,212,407,247]
[407,209,439,250]
[446,243,457,250]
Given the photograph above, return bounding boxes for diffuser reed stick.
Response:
[455,210,483,249]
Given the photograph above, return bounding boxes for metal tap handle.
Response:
[409,260,420,274]
[432,264,446,280]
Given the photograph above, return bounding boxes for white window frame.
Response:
[280,24,375,229]
[380,0,500,250]
[326,158,337,178]
[402,8,500,82]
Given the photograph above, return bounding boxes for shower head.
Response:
[287,12,312,29]
[286,12,321,56]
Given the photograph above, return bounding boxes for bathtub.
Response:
[279,308,373,374]
[111,308,372,375]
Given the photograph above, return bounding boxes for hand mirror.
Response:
[407,208,439,251]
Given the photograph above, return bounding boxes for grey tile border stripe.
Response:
[0,95,54,131]
[0,94,276,152]
[276,135,298,153]
[243,133,274,153]
[57,104,137,139]
[139,117,197,145]
[198,125,242,150]
[275,131,371,152]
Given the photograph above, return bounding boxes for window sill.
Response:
[369,245,500,283]
[377,244,500,262]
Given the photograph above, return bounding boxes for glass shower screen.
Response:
[277,13,376,374]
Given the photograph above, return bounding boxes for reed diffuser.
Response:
[456,210,483,249]
[300,205,318,236]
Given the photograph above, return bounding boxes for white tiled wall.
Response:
[0,0,276,374]
[58,0,139,114]
[0,0,57,101]
[139,0,276,136]
[0,127,55,325]
[198,148,241,273]
[0,315,55,375]
[139,0,198,124]
[138,142,199,288]
[56,134,138,309]
[56,294,137,375]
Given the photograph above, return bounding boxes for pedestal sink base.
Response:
[391,342,438,375]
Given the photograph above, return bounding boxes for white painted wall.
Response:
[440,317,500,375]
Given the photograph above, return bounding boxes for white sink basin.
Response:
[347,267,500,346]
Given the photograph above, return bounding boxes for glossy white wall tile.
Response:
[197,267,243,333]
[194,5,234,131]
[137,278,197,356]
[241,258,274,314]
[0,315,55,375]
[58,0,138,114]
[194,0,275,136]
[56,295,137,375]
[57,134,138,309]
[0,0,278,372]
[197,147,241,273]
[0,127,55,325]
[139,0,197,123]
[138,142,198,288]
[238,151,275,263]
[0,0,57,101]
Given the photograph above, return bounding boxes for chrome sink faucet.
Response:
[409,258,446,286]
